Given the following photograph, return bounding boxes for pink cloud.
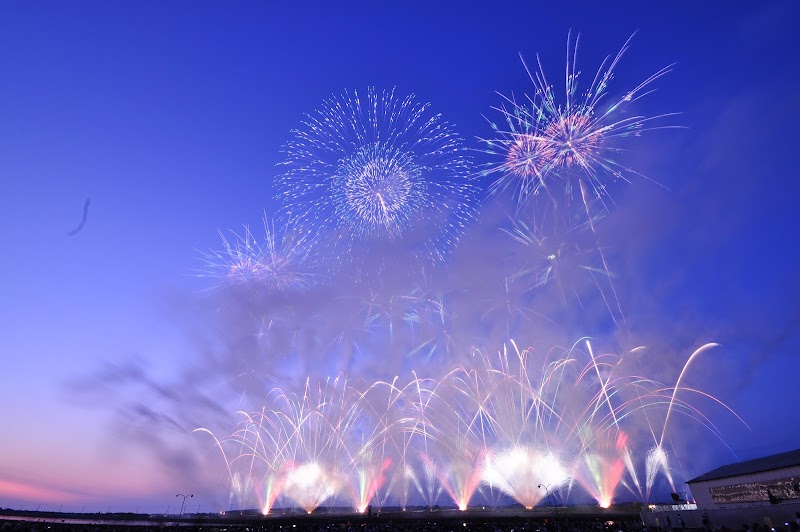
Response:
[0,477,87,504]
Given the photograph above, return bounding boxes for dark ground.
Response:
[0,507,655,532]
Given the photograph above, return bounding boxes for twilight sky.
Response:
[1,0,799,515]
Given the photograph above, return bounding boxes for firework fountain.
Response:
[197,341,745,513]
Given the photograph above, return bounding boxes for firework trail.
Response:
[277,87,478,269]
[480,275,549,343]
[344,279,467,365]
[501,212,622,320]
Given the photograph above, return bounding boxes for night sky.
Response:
[1,1,799,515]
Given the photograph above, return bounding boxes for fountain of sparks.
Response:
[197,340,745,512]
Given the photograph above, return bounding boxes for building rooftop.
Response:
[687,448,800,484]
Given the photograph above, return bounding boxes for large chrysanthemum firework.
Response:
[277,88,478,265]
[481,32,677,209]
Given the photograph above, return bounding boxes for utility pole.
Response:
[176,494,194,516]
[538,484,558,531]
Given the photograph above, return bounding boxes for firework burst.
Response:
[479,94,554,206]
[500,213,627,328]
[277,87,478,267]
[480,32,678,210]
[197,214,319,294]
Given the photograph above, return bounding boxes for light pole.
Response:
[538,484,558,530]
[176,494,193,516]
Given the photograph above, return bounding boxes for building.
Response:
[688,448,800,509]
[642,449,800,530]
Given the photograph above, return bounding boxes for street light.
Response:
[176,494,193,516]
[538,484,558,530]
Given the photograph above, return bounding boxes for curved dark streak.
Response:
[67,197,91,236]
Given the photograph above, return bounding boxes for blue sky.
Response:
[1,1,799,514]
